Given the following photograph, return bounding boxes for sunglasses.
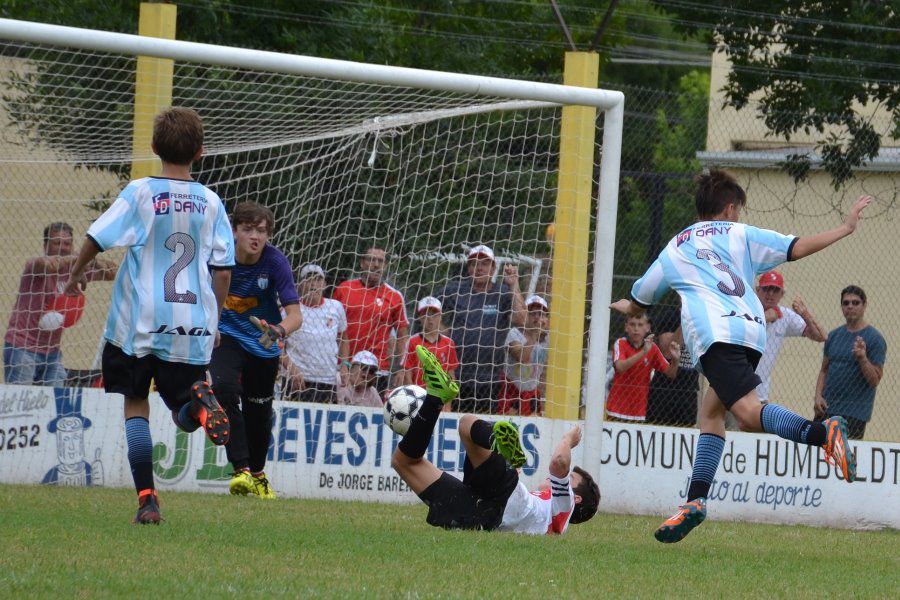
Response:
[842,299,862,306]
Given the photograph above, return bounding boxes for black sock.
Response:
[688,481,711,502]
[803,421,827,446]
[398,394,443,459]
[469,418,493,450]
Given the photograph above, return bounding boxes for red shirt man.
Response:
[333,247,409,395]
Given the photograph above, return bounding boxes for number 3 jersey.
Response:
[630,221,796,366]
[87,176,235,364]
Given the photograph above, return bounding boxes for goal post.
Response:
[0,17,622,486]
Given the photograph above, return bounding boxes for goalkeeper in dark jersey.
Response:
[210,202,301,499]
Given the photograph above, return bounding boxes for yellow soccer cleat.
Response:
[229,469,254,496]
[252,472,277,500]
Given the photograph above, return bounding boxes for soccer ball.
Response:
[384,385,425,435]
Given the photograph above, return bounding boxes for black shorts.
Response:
[297,381,337,404]
[698,343,762,409]
[419,453,518,531]
[208,334,280,401]
[101,342,207,411]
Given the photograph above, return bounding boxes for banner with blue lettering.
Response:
[0,384,897,529]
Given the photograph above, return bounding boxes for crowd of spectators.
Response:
[3,229,887,430]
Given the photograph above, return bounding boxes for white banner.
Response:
[0,384,896,529]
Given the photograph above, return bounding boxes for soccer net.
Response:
[0,20,622,491]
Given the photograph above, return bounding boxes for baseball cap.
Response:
[758,271,784,290]
[417,296,442,314]
[525,294,548,311]
[467,244,495,262]
[351,350,379,370]
[299,263,326,280]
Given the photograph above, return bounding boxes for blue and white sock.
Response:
[125,417,154,492]
[687,433,725,501]
[175,401,200,432]
[761,403,825,446]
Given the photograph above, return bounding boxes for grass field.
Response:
[1,484,897,598]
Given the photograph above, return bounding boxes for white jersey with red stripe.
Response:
[498,473,574,535]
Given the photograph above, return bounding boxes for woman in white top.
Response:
[283,264,349,403]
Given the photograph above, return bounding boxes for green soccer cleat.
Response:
[229,470,254,496]
[252,472,277,500]
[491,421,527,469]
[654,498,706,543]
[416,345,459,404]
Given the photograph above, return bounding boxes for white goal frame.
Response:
[0,17,623,479]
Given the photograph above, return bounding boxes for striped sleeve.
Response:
[630,256,669,308]
[547,473,575,535]
[87,183,147,251]
[744,225,795,274]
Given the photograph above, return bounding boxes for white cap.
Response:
[299,263,326,280]
[467,244,495,262]
[351,350,379,370]
[525,294,548,311]
[417,296,442,314]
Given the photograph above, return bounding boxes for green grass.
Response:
[1,484,897,598]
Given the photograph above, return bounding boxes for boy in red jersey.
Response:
[606,313,680,422]
[402,296,458,408]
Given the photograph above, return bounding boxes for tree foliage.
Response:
[654,0,900,187]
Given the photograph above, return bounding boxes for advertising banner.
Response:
[1,384,896,529]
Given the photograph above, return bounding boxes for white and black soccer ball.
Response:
[384,385,425,435]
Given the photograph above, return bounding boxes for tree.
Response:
[654,1,900,187]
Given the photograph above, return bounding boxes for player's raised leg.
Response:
[390,346,459,492]
[730,395,856,482]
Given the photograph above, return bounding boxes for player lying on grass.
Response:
[391,346,600,534]
[611,168,869,543]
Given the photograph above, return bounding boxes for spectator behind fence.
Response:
[815,285,886,439]
[437,244,525,413]
[283,264,349,404]
[4,222,117,387]
[645,304,698,427]
[606,313,680,422]
[336,350,383,407]
[754,270,827,403]
[498,294,549,416]
[402,296,458,411]
[334,247,409,397]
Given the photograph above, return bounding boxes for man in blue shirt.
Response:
[436,245,525,413]
[612,169,871,543]
[816,285,886,439]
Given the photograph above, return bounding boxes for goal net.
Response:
[0,21,621,494]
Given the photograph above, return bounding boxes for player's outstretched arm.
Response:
[790,195,871,260]
[549,425,582,478]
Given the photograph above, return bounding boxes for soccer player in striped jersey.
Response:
[64,107,235,524]
[390,346,600,534]
[611,169,871,543]
[209,202,301,499]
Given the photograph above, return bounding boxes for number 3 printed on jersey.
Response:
[164,232,198,304]
[696,249,745,297]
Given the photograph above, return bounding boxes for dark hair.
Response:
[569,466,600,524]
[626,313,651,325]
[152,107,204,165]
[695,168,746,219]
[232,202,275,235]
[840,285,867,304]
[43,222,73,244]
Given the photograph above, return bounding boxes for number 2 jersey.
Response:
[498,473,575,535]
[87,176,235,365]
[630,221,796,366]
